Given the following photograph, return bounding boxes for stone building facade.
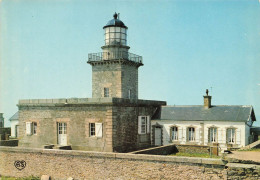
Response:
[18,98,165,152]
[17,13,166,152]
[151,91,257,152]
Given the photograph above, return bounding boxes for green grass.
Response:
[169,152,220,158]
[238,148,260,152]
[0,176,40,180]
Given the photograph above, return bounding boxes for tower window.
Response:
[104,88,109,97]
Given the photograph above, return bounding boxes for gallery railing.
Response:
[88,52,143,64]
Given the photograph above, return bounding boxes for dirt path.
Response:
[226,151,260,162]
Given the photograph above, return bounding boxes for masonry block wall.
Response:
[17,98,166,152]
[91,61,139,99]
[112,105,158,152]
[18,103,110,151]
[0,147,227,179]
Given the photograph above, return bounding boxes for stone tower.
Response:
[88,13,143,99]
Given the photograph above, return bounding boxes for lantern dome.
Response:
[103,13,128,29]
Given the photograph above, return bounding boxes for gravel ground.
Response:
[226,151,260,162]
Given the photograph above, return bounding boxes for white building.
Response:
[151,91,257,151]
[9,112,19,138]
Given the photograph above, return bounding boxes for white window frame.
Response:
[227,128,236,144]
[26,122,32,135]
[171,126,178,141]
[209,127,217,143]
[138,116,150,134]
[104,88,109,97]
[188,127,195,142]
[89,123,103,138]
[128,89,131,99]
[58,122,67,135]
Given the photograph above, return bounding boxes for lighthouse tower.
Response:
[88,13,143,99]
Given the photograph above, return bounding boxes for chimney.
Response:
[0,113,4,128]
[203,89,212,109]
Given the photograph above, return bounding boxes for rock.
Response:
[41,175,50,180]
[67,178,74,180]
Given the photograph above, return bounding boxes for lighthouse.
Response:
[88,13,143,99]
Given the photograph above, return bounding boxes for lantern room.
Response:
[103,13,127,46]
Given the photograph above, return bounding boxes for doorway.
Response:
[154,127,162,146]
[58,122,67,146]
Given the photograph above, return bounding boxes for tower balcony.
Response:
[88,52,143,65]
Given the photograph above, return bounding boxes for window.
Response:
[89,123,103,137]
[26,122,37,135]
[209,127,217,143]
[90,123,95,137]
[188,127,195,142]
[138,116,150,134]
[58,122,67,135]
[104,88,109,97]
[32,122,37,135]
[227,128,236,144]
[171,126,178,141]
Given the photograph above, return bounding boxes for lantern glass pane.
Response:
[105,28,109,34]
[121,28,126,34]
[110,33,115,38]
[115,33,120,38]
[110,27,115,32]
[121,34,126,40]
[115,27,121,32]
[105,33,109,40]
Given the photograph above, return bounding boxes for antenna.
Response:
[210,87,213,94]
[118,13,120,19]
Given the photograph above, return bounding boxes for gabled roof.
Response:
[153,105,256,122]
[9,112,19,121]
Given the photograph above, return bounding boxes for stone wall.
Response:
[130,144,178,155]
[91,61,139,99]
[18,98,166,153]
[18,103,111,152]
[0,140,18,146]
[176,144,209,154]
[1,147,259,179]
[0,146,226,179]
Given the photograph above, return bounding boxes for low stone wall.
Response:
[0,147,259,179]
[130,144,177,155]
[0,146,225,179]
[176,144,209,154]
[0,140,18,147]
[130,144,209,156]
[226,163,260,179]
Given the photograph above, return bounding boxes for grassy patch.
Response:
[0,176,40,180]
[169,152,220,158]
[238,148,260,152]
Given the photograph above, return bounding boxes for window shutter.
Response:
[208,128,210,143]
[26,122,32,135]
[95,123,103,138]
[195,128,199,142]
[138,116,141,134]
[236,129,240,145]
[146,116,150,133]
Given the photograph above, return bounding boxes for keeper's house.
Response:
[151,91,257,151]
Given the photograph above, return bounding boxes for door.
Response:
[15,125,19,138]
[155,127,162,146]
[58,123,67,146]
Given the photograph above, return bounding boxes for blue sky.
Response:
[0,0,260,127]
